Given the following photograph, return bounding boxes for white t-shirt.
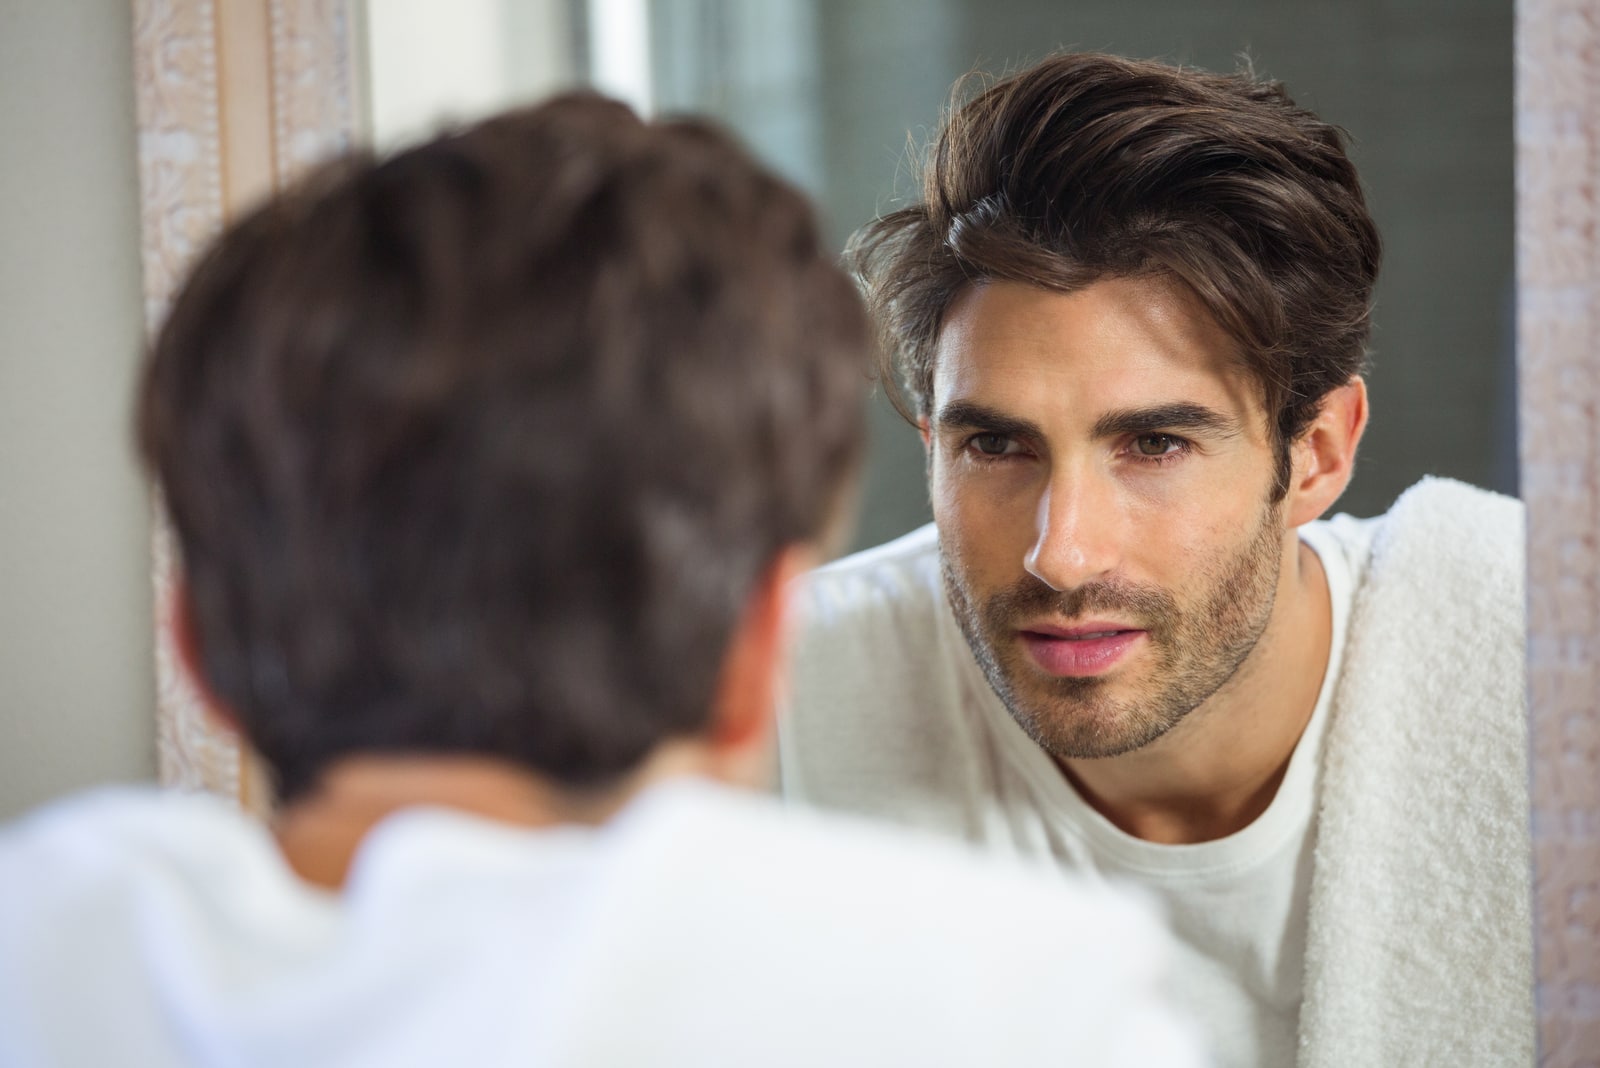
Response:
[781,519,1363,1068]
[0,776,1204,1067]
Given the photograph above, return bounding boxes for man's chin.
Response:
[1000,681,1182,761]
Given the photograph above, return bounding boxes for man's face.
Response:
[928,276,1291,761]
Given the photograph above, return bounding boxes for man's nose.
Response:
[1024,471,1122,592]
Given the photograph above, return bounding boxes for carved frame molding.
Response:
[1517,2,1600,1061]
[131,0,361,811]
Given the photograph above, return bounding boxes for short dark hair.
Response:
[138,94,869,804]
[850,52,1381,494]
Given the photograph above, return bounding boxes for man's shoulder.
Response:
[621,780,1062,904]
[604,782,1201,1063]
[789,522,952,699]
[1311,477,1521,599]
[1373,475,1521,564]
[672,782,1154,942]
[0,786,285,955]
[0,787,299,1063]
[0,786,254,879]
[782,524,989,823]
[1342,476,1523,615]
[796,522,943,625]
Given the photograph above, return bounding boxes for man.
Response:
[780,53,1533,1067]
[0,96,1202,1065]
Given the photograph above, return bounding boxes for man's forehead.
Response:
[930,277,1265,429]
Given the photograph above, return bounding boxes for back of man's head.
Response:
[138,94,868,804]
[852,51,1382,495]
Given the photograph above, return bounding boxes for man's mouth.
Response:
[1018,622,1146,677]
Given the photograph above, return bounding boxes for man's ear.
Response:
[167,577,244,737]
[918,416,930,450]
[1285,377,1369,527]
[706,544,815,786]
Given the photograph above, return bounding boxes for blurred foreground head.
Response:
[138,95,869,804]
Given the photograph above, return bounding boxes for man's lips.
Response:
[1018,621,1146,677]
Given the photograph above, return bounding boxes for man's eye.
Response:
[1133,433,1182,457]
[970,433,1014,456]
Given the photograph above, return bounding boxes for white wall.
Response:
[0,1,155,818]
[366,0,577,149]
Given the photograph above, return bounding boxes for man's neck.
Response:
[272,748,709,890]
[1059,537,1333,845]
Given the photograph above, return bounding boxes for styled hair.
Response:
[138,94,869,803]
[850,52,1381,493]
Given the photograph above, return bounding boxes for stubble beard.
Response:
[942,503,1286,761]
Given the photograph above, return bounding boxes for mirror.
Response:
[125,1,1592,1058]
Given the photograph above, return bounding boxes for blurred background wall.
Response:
[0,0,154,818]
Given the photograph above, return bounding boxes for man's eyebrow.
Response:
[932,401,1043,440]
[1091,403,1242,439]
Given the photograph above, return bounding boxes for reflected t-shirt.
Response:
[782,517,1361,1068]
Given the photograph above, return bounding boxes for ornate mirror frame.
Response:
[131,0,1599,1057]
[1518,1,1600,1058]
[132,0,361,812]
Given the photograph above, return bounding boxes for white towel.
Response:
[1299,477,1534,1065]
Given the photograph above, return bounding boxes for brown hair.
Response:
[138,94,869,803]
[850,52,1381,493]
